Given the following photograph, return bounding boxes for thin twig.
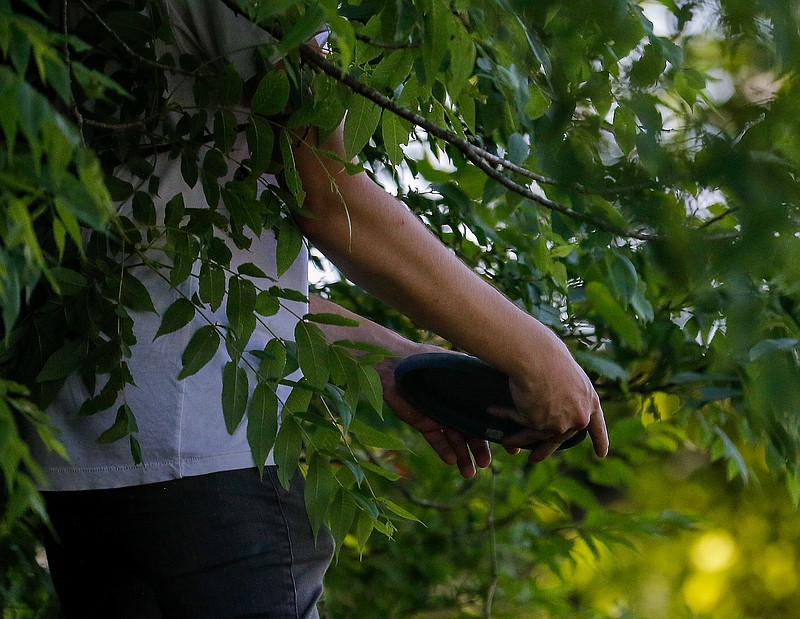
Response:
[62,0,85,146]
[395,484,459,512]
[484,468,499,619]
[76,0,194,76]
[699,206,740,229]
[82,115,160,132]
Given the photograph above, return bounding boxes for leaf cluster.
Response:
[2,0,800,615]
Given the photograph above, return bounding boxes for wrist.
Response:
[504,318,568,383]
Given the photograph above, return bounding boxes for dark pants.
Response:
[42,467,334,619]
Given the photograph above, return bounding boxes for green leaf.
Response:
[343,95,382,160]
[295,321,330,389]
[323,384,353,432]
[274,415,303,490]
[749,338,798,362]
[507,133,530,165]
[279,130,305,206]
[371,50,415,91]
[178,325,220,379]
[247,382,279,473]
[222,361,249,434]
[277,3,326,54]
[252,70,290,117]
[202,158,227,206]
[629,44,667,88]
[237,262,268,279]
[96,404,138,444]
[129,435,142,464]
[154,297,195,340]
[255,290,281,316]
[304,452,336,540]
[613,105,637,154]
[304,312,359,328]
[164,193,186,228]
[217,63,243,107]
[447,20,475,99]
[276,217,303,276]
[329,488,358,549]
[354,509,375,553]
[270,286,307,304]
[357,363,384,416]
[246,116,274,176]
[213,109,237,154]
[258,338,287,381]
[50,267,87,295]
[283,383,313,415]
[586,282,644,351]
[378,497,421,522]
[53,199,83,251]
[350,418,406,451]
[574,350,629,382]
[422,0,452,83]
[381,112,408,166]
[36,339,87,382]
[181,151,199,188]
[328,346,351,386]
[120,270,156,313]
[226,275,257,333]
[132,191,156,226]
[526,83,551,120]
[362,461,401,482]
[199,262,226,311]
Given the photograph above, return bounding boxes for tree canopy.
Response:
[2,0,800,616]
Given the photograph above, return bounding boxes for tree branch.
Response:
[218,0,656,240]
[297,45,655,240]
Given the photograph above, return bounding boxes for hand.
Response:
[374,350,492,479]
[492,331,608,463]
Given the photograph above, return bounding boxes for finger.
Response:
[527,437,563,463]
[486,405,523,423]
[501,426,557,449]
[442,427,477,479]
[467,437,492,469]
[588,405,609,457]
[420,429,459,466]
[382,384,462,467]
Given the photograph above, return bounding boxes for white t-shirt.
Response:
[33,0,308,491]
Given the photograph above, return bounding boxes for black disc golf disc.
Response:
[394,352,587,450]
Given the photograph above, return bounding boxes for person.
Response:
[32,2,608,618]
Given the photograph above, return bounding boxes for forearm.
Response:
[294,131,563,383]
[309,295,421,358]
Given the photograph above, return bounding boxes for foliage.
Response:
[1,0,800,615]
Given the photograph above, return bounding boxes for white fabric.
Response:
[33,0,308,491]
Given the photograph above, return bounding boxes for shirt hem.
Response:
[37,450,275,492]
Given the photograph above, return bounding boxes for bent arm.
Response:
[294,128,608,460]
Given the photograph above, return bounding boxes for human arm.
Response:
[293,127,608,462]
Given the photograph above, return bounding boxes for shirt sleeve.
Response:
[160,0,276,80]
